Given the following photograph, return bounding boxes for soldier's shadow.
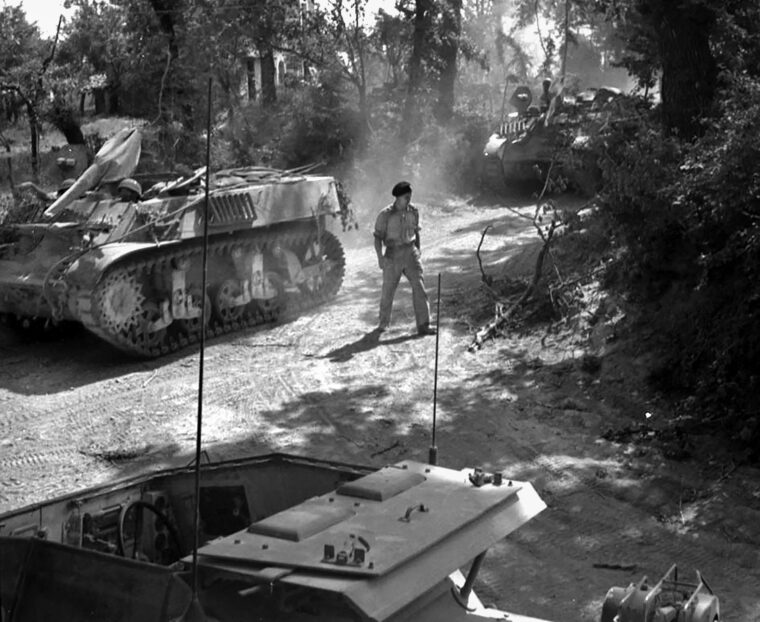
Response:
[322,330,420,363]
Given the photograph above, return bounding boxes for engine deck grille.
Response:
[208,192,257,224]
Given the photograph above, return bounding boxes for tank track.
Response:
[82,228,345,358]
[480,155,507,192]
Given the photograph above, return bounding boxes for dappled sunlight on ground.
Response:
[1,194,759,620]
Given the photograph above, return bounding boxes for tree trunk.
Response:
[655,3,716,138]
[107,88,119,115]
[259,47,277,108]
[149,0,179,61]
[26,101,39,181]
[0,135,16,193]
[435,0,462,123]
[48,99,86,145]
[357,81,370,146]
[94,89,106,115]
[246,57,257,101]
[400,0,430,141]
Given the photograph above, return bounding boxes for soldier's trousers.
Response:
[379,244,430,329]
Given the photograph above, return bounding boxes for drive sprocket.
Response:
[96,268,146,334]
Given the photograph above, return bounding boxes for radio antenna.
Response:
[429,272,442,466]
[190,76,213,600]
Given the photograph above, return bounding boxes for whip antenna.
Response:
[191,76,213,600]
[429,272,442,465]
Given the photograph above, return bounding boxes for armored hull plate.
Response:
[195,461,529,577]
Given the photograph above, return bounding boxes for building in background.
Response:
[242,0,315,102]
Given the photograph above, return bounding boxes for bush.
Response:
[277,79,363,169]
[596,75,760,454]
[214,73,363,172]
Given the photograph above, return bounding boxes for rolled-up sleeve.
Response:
[374,210,388,241]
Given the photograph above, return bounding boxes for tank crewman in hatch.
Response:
[116,178,142,203]
[373,181,436,336]
[539,78,556,113]
[509,85,532,117]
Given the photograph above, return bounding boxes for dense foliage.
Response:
[592,70,760,453]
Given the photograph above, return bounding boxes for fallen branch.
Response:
[476,224,493,285]
[475,224,504,301]
[469,157,564,351]
[469,216,559,352]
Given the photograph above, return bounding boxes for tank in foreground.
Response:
[0,129,347,357]
[0,453,550,622]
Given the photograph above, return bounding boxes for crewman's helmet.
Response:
[117,178,142,200]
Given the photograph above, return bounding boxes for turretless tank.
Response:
[0,128,347,357]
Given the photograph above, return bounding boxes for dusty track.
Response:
[1,194,759,621]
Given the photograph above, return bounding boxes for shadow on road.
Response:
[321,329,420,362]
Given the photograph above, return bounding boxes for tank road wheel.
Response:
[298,231,345,302]
[253,271,285,320]
[213,279,246,324]
[134,301,167,350]
[176,292,211,338]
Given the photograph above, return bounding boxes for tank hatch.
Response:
[194,461,534,578]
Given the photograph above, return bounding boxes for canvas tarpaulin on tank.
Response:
[44,127,142,219]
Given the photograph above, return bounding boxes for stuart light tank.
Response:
[0,128,347,357]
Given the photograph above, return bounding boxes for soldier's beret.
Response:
[391,181,412,197]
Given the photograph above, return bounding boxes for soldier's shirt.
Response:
[374,203,420,246]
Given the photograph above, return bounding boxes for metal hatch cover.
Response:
[196,461,522,577]
[336,467,426,501]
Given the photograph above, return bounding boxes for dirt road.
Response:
[1,194,759,621]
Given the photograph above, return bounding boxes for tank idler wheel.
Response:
[298,231,345,300]
[213,279,247,324]
[253,271,285,321]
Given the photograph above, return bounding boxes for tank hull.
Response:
[481,86,623,194]
[0,453,550,622]
[0,170,347,357]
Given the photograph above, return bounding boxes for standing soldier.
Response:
[373,181,436,336]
